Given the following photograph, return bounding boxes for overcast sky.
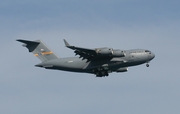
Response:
[1,0,180,114]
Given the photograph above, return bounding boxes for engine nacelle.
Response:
[112,49,125,57]
[96,48,125,57]
[96,48,113,56]
[116,67,128,72]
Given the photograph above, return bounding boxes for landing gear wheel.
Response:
[146,64,149,67]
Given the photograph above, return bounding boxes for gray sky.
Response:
[1,0,180,114]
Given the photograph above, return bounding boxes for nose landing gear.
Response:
[146,61,150,67]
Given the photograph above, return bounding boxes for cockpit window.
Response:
[145,50,151,52]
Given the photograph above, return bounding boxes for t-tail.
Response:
[16,39,59,62]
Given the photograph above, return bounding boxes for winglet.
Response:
[63,39,70,47]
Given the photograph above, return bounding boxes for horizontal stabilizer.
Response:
[16,39,40,52]
[16,39,40,45]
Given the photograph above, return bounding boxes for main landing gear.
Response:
[93,68,109,77]
[96,71,109,77]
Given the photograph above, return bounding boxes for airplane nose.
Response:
[151,52,155,60]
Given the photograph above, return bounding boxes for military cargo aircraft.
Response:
[17,39,155,77]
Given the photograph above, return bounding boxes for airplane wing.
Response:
[63,39,125,62]
[63,39,97,61]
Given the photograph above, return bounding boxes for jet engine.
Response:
[96,48,113,56]
[116,67,128,72]
[96,48,125,57]
[112,49,125,57]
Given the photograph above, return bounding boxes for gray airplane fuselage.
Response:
[36,49,155,74]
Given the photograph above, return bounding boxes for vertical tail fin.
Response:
[17,39,59,62]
